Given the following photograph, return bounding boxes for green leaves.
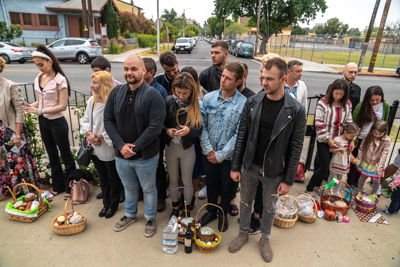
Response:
[0,21,23,42]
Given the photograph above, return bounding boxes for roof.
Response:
[46,0,119,13]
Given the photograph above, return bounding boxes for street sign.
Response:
[155,19,163,29]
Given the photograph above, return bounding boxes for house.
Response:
[0,0,141,46]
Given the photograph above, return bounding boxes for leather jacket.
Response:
[163,95,202,149]
[231,91,306,186]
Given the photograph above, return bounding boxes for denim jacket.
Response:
[200,89,246,162]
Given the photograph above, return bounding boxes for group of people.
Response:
[0,40,399,263]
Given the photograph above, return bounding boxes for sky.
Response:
[132,0,399,30]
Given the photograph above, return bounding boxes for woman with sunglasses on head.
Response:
[24,44,76,199]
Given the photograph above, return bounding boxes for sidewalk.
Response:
[103,47,158,63]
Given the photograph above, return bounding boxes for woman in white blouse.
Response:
[80,71,121,218]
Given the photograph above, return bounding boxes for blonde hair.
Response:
[172,73,202,128]
[91,71,114,106]
[0,57,6,73]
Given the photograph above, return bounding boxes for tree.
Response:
[118,12,154,35]
[315,17,349,36]
[161,8,178,24]
[0,21,23,42]
[101,0,120,39]
[347,28,361,37]
[206,17,233,39]
[184,24,200,37]
[291,25,309,35]
[225,22,248,38]
[214,0,327,54]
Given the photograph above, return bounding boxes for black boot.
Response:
[171,201,180,219]
[190,195,195,210]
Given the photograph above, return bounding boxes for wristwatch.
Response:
[94,135,99,142]
[15,135,21,139]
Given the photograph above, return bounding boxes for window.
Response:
[22,13,32,25]
[10,12,21,24]
[49,15,58,27]
[39,14,48,26]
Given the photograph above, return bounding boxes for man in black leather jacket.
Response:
[228,57,305,262]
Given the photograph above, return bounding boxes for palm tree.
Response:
[161,8,178,24]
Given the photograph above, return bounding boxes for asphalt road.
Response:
[3,40,400,107]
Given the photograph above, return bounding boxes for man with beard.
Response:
[228,57,305,262]
[104,55,166,237]
[199,40,229,92]
[154,51,179,95]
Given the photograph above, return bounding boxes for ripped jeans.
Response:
[239,163,282,238]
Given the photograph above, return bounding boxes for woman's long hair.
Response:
[172,73,202,128]
[91,71,114,106]
[35,44,71,95]
[356,86,385,129]
[325,79,349,109]
[360,120,388,162]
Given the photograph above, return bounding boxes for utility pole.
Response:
[87,0,94,39]
[81,0,88,38]
[157,0,160,56]
[368,0,392,72]
[223,17,226,40]
[358,0,380,72]
[254,0,262,55]
[183,10,185,37]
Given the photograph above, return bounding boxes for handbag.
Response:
[295,162,305,182]
[77,102,94,167]
[69,178,91,204]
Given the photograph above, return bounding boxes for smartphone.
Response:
[20,97,26,106]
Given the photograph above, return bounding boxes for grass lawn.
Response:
[136,45,172,56]
[270,47,400,69]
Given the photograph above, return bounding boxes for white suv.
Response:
[47,38,102,64]
[174,38,192,54]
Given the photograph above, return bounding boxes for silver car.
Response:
[0,42,32,64]
[47,38,103,64]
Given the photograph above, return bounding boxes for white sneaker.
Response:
[198,186,207,199]
[376,184,382,196]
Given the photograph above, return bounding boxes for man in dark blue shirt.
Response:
[143,57,167,100]
[154,51,179,95]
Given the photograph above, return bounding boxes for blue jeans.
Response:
[239,164,282,238]
[115,155,159,220]
[388,187,400,214]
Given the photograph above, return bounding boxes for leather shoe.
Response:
[260,235,273,262]
[99,207,107,217]
[200,211,217,226]
[96,192,103,199]
[218,213,228,232]
[119,191,125,203]
[105,208,116,219]
[157,199,166,212]
[228,232,249,253]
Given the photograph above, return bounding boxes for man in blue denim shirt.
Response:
[200,62,247,232]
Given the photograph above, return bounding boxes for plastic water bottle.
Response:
[163,215,178,254]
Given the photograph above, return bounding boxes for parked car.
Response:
[175,38,192,54]
[229,39,245,54]
[47,38,102,64]
[233,41,254,58]
[0,42,32,64]
[397,59,400,75]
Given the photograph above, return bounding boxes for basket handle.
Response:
[166,186,196,218]
[278,195,300,216]
[321,180,352,207]
[298,192,318,218]
[195,203,225,237]
[64,197,75,222]
[13,182,43,204]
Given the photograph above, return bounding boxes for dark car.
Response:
[233,42,254,58]
[229,39,245,54]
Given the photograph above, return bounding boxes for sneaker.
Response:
[114,216,136,232]
[198,186,207,199]
[144,219,156,237]
[305,190,318,201]
[385,205,399,215]
[314,187,322,196]
[248,214,261,235]
[379,208,394,217]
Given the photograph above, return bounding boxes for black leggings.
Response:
[306,142,332,192]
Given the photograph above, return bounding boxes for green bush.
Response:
[123,30,133,39]
[107,42,122,54]
[137,34,157,48]
[17,41,26,46]
[30,42,41,48]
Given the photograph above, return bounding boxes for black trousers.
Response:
[347,139,363,186]
[92,155,121,211]
[156,139,167,200]
[306,141,332,192]
[202,158,234,215]
[39,116,76,193]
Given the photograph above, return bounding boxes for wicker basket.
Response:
[51,198,87,236]
[7,183,48,223]
[297,193,318,223]
[274,195,300,228]
[354,193,378,213]
[320,181,352,216]
[193,203,223,253]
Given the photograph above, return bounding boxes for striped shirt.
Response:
[315,97,353,143]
